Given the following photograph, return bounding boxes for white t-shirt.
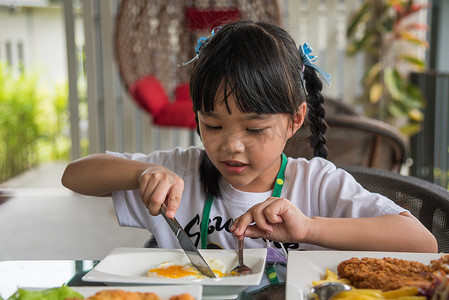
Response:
[108,146,406,252]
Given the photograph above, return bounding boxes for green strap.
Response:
[200,153,287,249]
[200,194,214,249]
[264,153,287,282]
[265,263,280,284]
[272,153,287,198]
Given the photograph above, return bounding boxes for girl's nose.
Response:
[223,133,245,153]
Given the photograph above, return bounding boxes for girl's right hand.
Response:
[138,166,184,218]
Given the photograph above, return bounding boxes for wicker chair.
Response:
[284,99,409,173]
[341,165,449,253]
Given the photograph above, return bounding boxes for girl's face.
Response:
[198,94,306,193]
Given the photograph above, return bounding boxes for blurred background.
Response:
[0,0,448,259]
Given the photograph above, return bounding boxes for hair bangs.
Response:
[191,21,298,116]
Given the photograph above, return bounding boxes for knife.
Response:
[159,203,216,278]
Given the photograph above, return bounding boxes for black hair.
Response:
[189,20,328,198]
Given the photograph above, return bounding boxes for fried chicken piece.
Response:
[169,293,195,300]
[80,289,196,300]
[85,290,162,300]
[337,257,434,291]
[429,254,449,273]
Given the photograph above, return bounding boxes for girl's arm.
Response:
[61,153,183,217]
[62,154,148,196]
[304,212,437,252]
[230,197,438,253]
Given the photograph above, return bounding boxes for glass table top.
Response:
[0,260,285,300]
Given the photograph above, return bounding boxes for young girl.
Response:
[62,20,437,254]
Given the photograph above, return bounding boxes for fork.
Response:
[232,237,252,274]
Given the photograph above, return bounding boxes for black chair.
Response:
[323,97,359,116]
[341,165,449,253]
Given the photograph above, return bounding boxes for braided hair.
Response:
[303,66,328,158]
[189,20,328,198]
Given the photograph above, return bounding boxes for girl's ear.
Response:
[289,102,307,138]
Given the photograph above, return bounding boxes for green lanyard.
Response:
[200,153,287,249]
[200,195,214,249]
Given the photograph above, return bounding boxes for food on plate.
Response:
[314,270,426,300]
[424,272,449,300]
[148,261,204,279]
[7,285,83,300]
[80,289,194,300]
[312,268,350,286]
[332,286,426,300]
[81,289,161,300]
[429,255,449,274]
[312,255,449,300]
[6,287,195,300]
[147,257,239,279]
[167,294,194,300]
[337,257,434,291]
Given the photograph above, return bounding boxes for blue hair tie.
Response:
[299,43,331,86]
[178,26,222,67]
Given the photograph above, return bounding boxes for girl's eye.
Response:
[205,124,222,131]
[246,128,265,135]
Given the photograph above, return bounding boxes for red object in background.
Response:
[126,8,241,129]
[129,76,168,116]
[185,7,240,31]
[128,76,196,129]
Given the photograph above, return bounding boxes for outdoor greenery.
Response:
[0,63,70,183]
[346,0,428,136]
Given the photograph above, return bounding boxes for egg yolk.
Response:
[148,263,241,279]
[148,265,200,278]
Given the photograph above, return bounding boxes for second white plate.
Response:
[285,250,443,300]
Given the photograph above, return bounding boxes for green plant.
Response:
[346,0,428,136]
[0,63,70,183]
[35,81,70,162]
[0,63,42,182]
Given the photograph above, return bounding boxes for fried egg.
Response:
[147,257,238,279]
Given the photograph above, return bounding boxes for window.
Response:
[18,41,24,72]
[5,41,12,66]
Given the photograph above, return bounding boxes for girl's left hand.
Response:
[230,197,312,243]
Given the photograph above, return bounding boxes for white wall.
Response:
[0,8,28,67]
[0,5,66,84]
[30,7,67,82]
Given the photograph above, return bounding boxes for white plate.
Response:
[285,251,443,300]
[82,247,267,298]
[68,286,201,300]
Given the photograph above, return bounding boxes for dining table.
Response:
[2,251,443,300]
[0,259,286,300]
[0,189,286,300]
